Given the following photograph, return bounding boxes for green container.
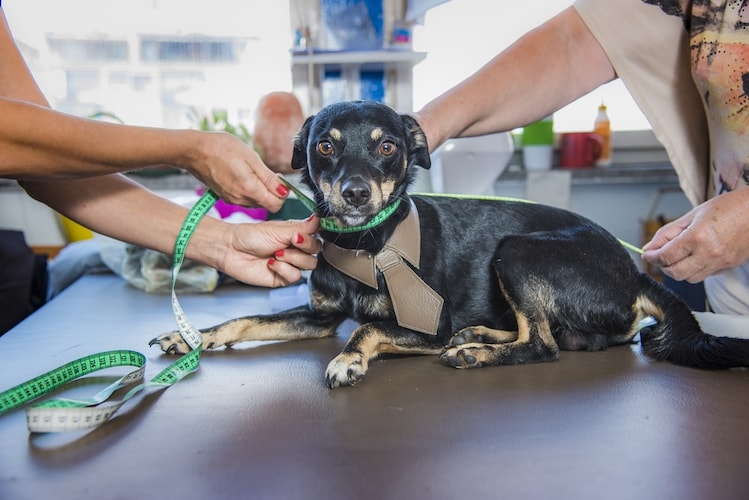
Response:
[521,115,554,146]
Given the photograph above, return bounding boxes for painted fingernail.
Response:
[296,234,304,244]
[267,258,275,266]
[275,249,285,258]
[276,184,290,197]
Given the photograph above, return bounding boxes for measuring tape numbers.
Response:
[0,189,218,433]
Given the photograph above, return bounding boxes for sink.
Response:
[425,132,514,195]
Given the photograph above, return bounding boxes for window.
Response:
[3,0,292,129]
[140,37,241,63]
[48,38,128,62]
[6,1,650,133]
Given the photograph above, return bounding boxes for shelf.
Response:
[497,162,681,186]
[291,49,426,66]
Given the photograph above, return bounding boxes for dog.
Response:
[151,100,749,387]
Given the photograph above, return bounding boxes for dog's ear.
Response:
[291,115,315,170]
[401,114,431,170]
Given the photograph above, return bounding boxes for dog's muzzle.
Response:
[341,176,371,207]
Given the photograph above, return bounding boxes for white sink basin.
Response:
[426,132,514,195]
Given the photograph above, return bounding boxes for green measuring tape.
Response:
[280,177,401,234]
[279,178,643,254]
[415,191,644,255]
[0,189,218,433]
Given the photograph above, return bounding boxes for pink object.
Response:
[196,187,268,221]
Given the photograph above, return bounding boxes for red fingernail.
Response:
[275,249,285,258]
[276,184,290,197]
[296,234,304,244]
[267,258,275,266]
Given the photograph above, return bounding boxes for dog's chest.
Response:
[316,203,444,335]
[311,264,394,321]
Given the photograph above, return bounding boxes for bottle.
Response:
[594,102,612,166]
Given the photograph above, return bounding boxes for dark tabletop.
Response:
[1,274,747,500]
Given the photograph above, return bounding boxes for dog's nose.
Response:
[341,178,371,206]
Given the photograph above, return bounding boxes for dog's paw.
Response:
[440,345,487,369]
[325,352,369,388]
[149,331,194,354]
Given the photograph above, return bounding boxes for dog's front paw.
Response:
[440,345,486,369]
[149,331,193,354]
[325,352,369,388]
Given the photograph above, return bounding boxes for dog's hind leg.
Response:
[440,312,560,369]
[448,325,518,346]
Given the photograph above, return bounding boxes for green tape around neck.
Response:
[280,177,402,234]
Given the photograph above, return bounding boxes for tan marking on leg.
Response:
[457,325,518,344]
[326,324,441,387]
[152,315,337,354]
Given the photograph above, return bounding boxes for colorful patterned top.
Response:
[576,0,749,313]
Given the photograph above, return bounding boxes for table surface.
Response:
[1,274,748,500]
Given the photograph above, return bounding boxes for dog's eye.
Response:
[317,141,334,156]
[379,141,396,156]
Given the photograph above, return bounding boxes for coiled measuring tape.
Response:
[0,189,218,433]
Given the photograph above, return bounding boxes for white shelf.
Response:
[291,49,425,114]
[291,50,426,65]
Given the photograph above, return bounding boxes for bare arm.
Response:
[0,10,287,210]
[413,7,617,151]
[1,8,319,287]
[20,176,321,287]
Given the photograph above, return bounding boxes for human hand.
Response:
[642,188,749,283]
[218,215,321,288]
[185,131,291,212]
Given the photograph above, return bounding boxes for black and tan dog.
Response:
[152,100,749,387]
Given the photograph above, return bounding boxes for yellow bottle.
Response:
[594,102,612,166]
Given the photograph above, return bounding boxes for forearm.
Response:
[20,175,229,267]
[1,9,202,182]
[0,98,208,180]
[415,7,616,151]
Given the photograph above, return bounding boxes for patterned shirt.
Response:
[576,0,749,313]
[644,0,749,195]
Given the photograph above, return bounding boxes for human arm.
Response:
[642,188,749,283]
[413,7,617,152]
[2,7,319,287]
[0,9,288,210]
[20,175,320,287]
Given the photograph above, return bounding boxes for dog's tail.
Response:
[636,273,749,369]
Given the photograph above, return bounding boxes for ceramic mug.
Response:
[560,132,603,168]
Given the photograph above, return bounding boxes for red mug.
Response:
[560,132,603,168]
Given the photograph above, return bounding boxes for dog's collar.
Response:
[279,177,401,233]
[322,201,444,335]
[321,198,402,234]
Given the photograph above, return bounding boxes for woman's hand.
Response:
[217,215,321,288]
[642,188,749,283]
[183,131,291,212]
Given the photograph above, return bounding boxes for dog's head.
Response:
[291,100,430,228]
